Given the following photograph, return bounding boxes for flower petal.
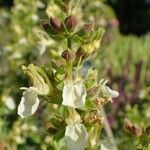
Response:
[101,144,111,150]
[18,87,40,118]
[62,80,87,108]
[65,123,88,150]
[106,86,119,98]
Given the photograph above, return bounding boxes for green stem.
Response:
[87,124,102,150]
[67,37,72,80]
[67,37,72,50]
[100,107,118,150]
[67,62,72,80]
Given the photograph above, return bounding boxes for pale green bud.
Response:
[22,64,49,95]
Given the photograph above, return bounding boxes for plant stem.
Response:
[100,107,118,150]
[67,37,72,50]
[67,37,72,80]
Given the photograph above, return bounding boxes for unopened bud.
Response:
[41,20,50,31]
[64,15,78,31]
[82,23,94,33]
[145,125,150,135]
[61,0,70,13]
[61,50,75,61]
[124,118,142,137]
[50,17,62,31]
[41,20,59,35]
[76,47,88,59]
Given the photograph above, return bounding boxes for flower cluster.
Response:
[17,0,119,149]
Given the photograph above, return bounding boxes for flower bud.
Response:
[145,125,150,135]
[61,50,75,61]
[22,64,50,95]
[41,20,50,31]
[50,17,62,31]
[124,118,142,137]
[82,23,94,33]
[78,23,94,36]
[41,20,59,35]
[64,15,78,31]
[61,0,70,13]
[76,47,88,59]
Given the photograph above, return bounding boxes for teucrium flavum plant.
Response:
[17,0,119,149]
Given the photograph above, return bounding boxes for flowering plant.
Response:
[17,0,119,149]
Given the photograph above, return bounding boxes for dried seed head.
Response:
[95,97,106,107]
[65,15,78,30]
[61,50,76,61]
[87,110,104,125]
[50,17,62,31]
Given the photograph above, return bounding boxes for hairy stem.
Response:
[100,107,118,150]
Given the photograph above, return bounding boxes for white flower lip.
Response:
[62,80,87,108]
[106,86,119,98]
[101,144,110,150]
[18,87,40,118]
[65,123,88,150]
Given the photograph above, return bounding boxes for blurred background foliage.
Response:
[0,0,150,149]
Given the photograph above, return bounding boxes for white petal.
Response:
[62,80,87,108]
[106,86,119,98]
[101,144,111,150]
[18,87,40,118]
[65,123,88,150]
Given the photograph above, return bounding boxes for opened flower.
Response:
[65,123,88,150]
[99,79,119,101]
[17,64,49,118]
[62,79,87,108]
[105,86,119,98]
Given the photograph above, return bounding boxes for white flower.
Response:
[18,64,50,118]
[101,144,111,150]
[106,86,119,98]
[65,123,88,150]
[18,87,41,118]
[62,80,87,108]
[99,79,119,99]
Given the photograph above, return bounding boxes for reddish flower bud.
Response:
[81,23,94,33]
[50,17,62,31]
[131,126,142,137]
[64,15,78,30]
[61,50,76,61]
[41,20,50,31]
[124,118,142,137]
